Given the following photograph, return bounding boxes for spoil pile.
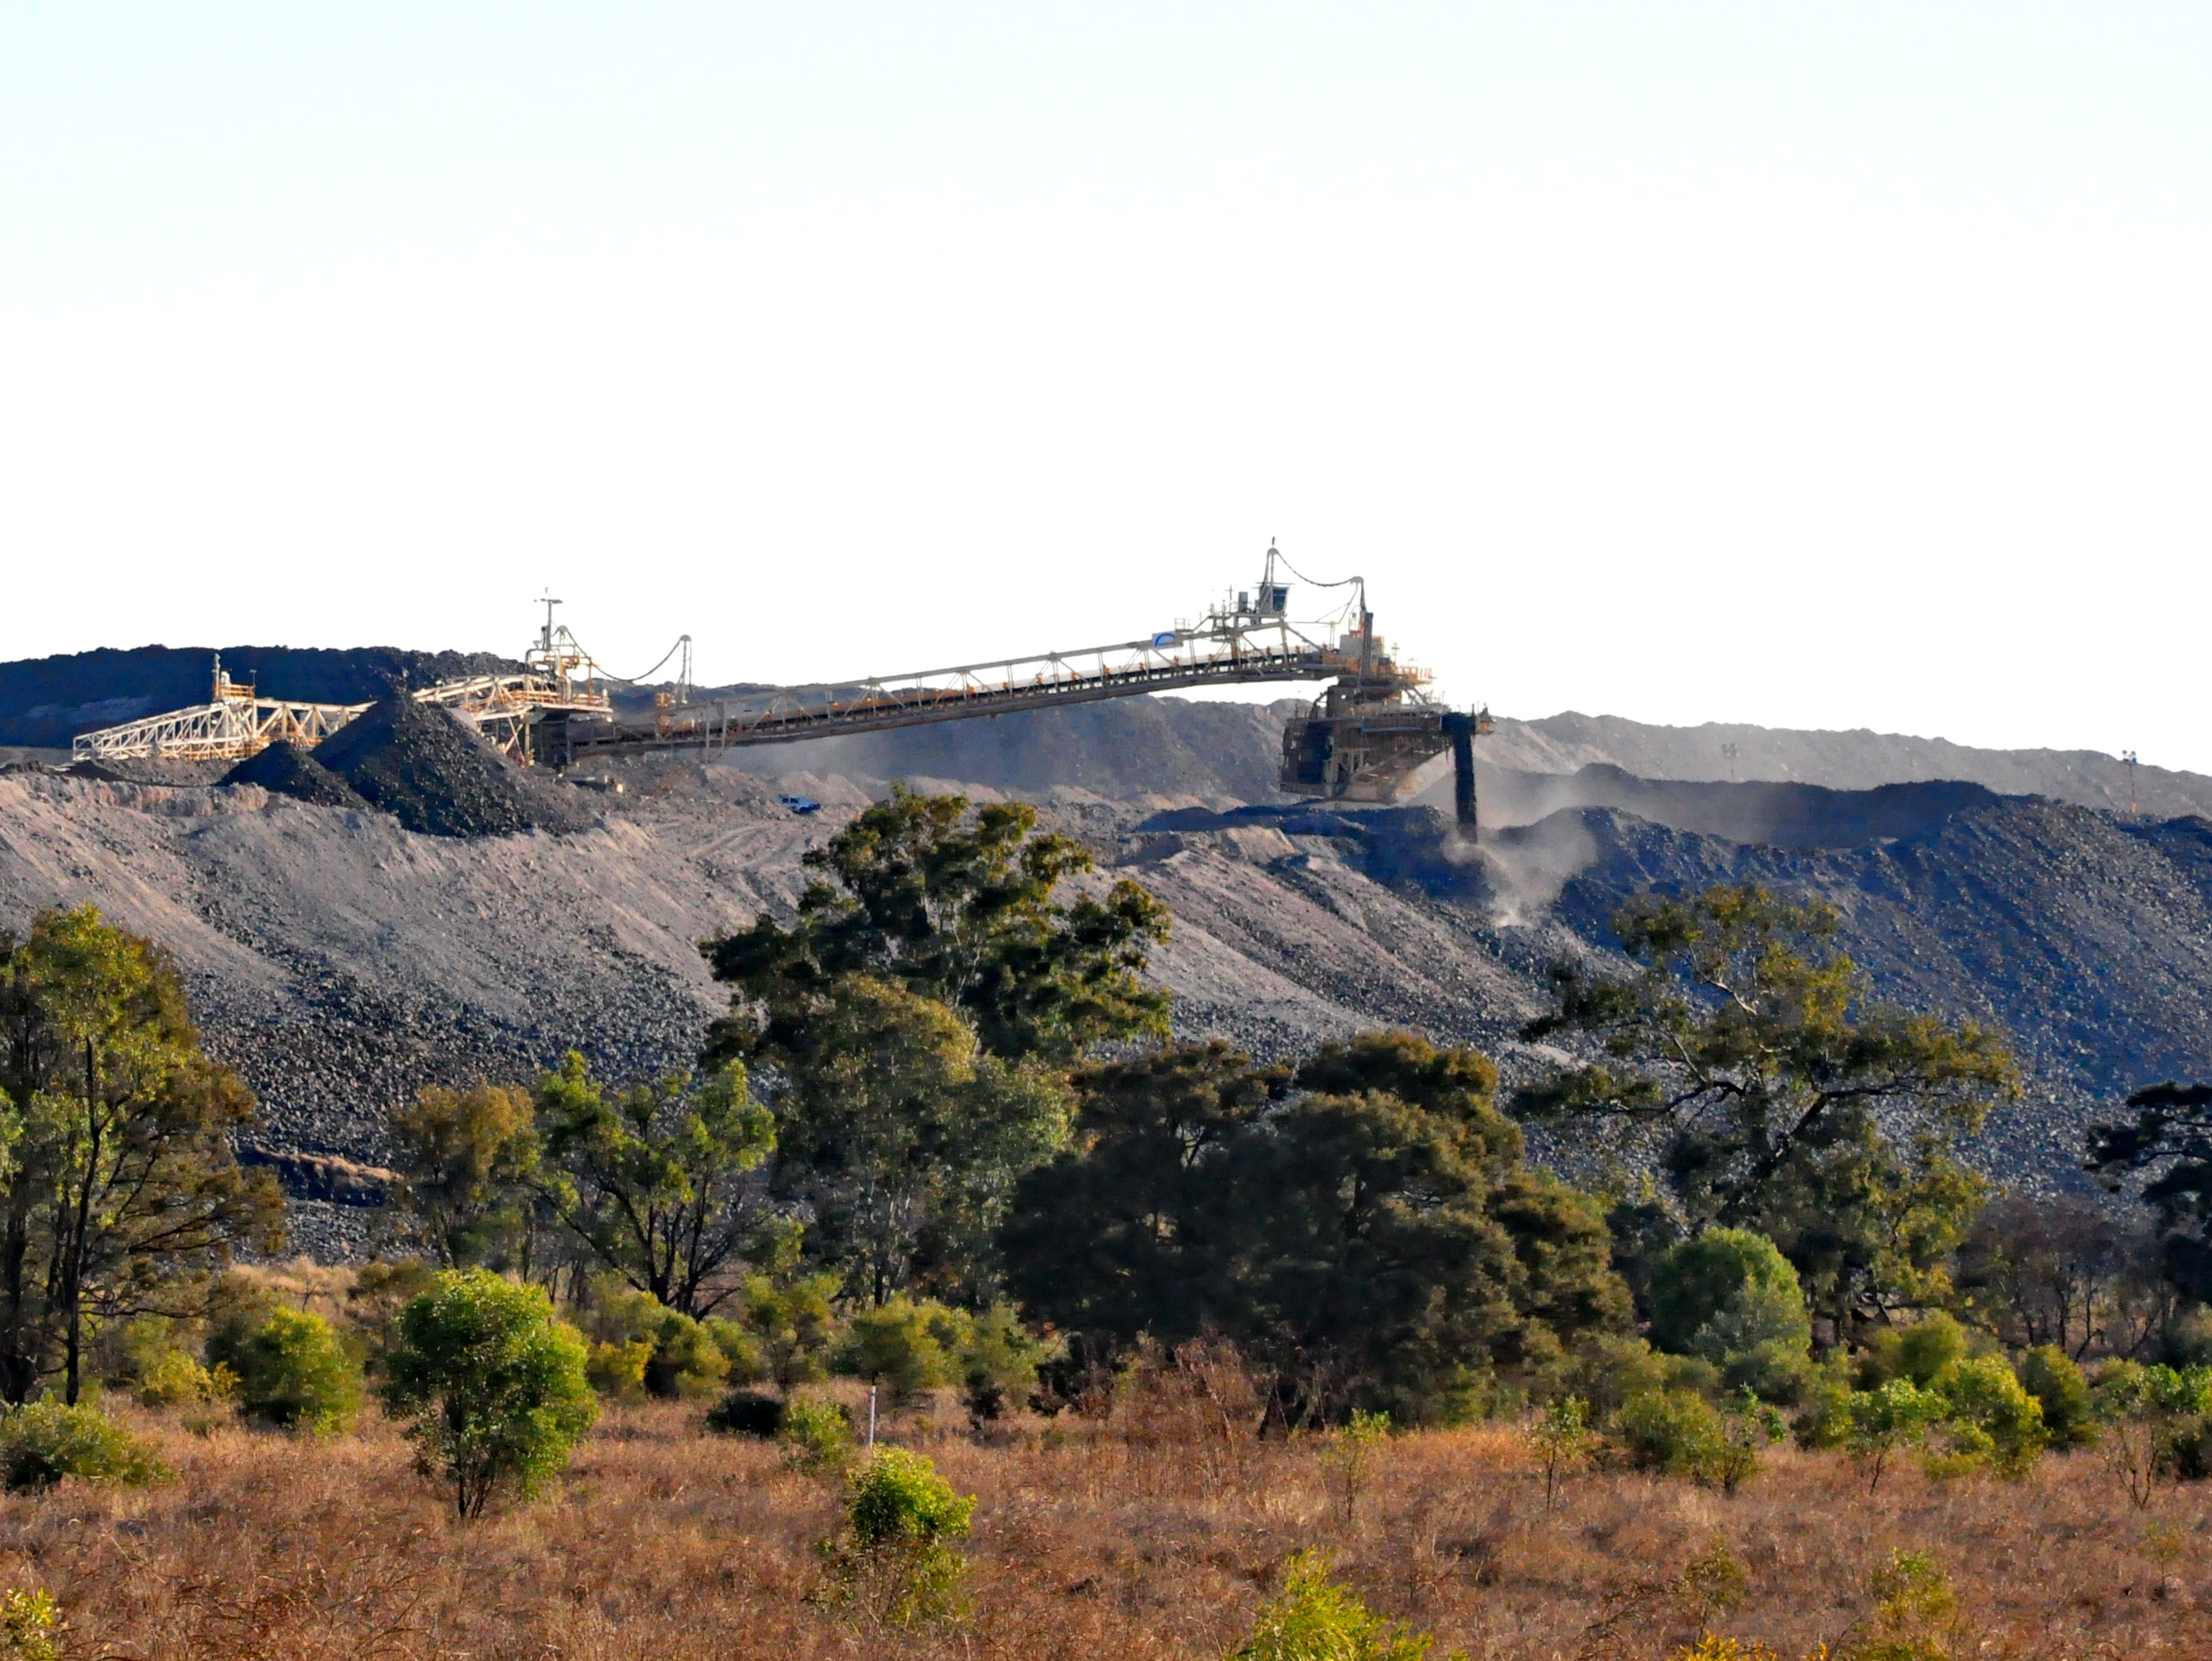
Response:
[221,741,369,809]
[310,689,595,838]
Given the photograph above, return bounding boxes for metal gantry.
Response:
[69,547,1490,828]
[72,658,613,766]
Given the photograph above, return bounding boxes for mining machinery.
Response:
[69,547,1491,831]
[551,544,1492,832]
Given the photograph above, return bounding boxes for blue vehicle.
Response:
[777,794,822,815]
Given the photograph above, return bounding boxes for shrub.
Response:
[1930,1356,2045,1479]
[1647,1230,1813,1403]
[779,1393,855,1475]
[2092,1361,2212,1505]
[345,1258,441,1376]
[0,1402,168,1493]
[1858,1313,1966,1391]
[1532,1395,1595,1507]
[379,1268,599,1519]
[1566,1333,1670,1418]
[1841,1379,1948,1493]
[2016,1346,2095,1449]
[0,1589,56,1661]
[837,1299,968,1403]
[1842,1548,1959,1661]
[136,1350,237,1412]
[821,1447,976,1628]
[207,1307,362,1434]
[735,1224,843,1390]
[957,1302,1055,1420]
[704,1386,784,1437]
[578,1285,730,1400]
[586,1339,652,1400]
[1615,1388,1727,1479]
[1675,1537,1749,1633]
[1233,1549,1434,1661]
[1327,1409,1391,1520]
[1672,1641,1783,1661]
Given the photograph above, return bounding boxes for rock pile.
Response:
[310,690,595,838]
[221,741,367,808]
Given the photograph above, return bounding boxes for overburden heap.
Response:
[220,741,368,809]
[308,689,595,838]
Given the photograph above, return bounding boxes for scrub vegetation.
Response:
[0,791,2209,1656]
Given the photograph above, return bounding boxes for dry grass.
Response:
[4,1397,2209,1660]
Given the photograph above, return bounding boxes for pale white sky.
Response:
[4,4,2208,765]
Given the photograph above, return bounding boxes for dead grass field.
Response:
[2,1399,2208,1660]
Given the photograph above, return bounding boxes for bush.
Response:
[379,1268,599,1519]
[734,1224,843,1390]
[1610,1388,1773,1491]
[1839,1378,1948,1493]
[0,1402,168,1494]
[1532,1395,1595,1507]
[1615,1388,1726,1478]
[836,1299,970,1403]
[2095,1361,2212,1499]
[958,1303,1056,1420]
[1565,1333,1671,1419]
[1858,1313,1967,1390]
[1232,1549,1434,1661]
[1845,1548,1960,1661]
[704,1386,785,1437]
[1646,1230,1813,1403]
[780,1393,855,1474]
[586,1339,653,1400]
[578,1285,730,1400]
[821,1447,975,1627]
[207,1307,362,1434]
[0,1589,56,1660]
[1929,1355,2045,1478]
[136,1350,237,1412]
[2015,1346,2095,1449]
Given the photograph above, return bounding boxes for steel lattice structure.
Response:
[67,551,1491,825]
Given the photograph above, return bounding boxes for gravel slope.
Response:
[2,743,2204,1254]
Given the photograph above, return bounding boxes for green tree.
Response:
[533,1052,774,1319]
[821,1446,976,1628]
[1005,1034,1631,1423]
[1647,1229,1813,1402]
[379,1268,598,1519]
[2088,1081,2212,1303]
[1514,886,2016,1330]
[769,977,1072,1305]
[1001,1040,1286,1347]
[383,1082,541,1271]
[207,1306,362,1434]
[702,785,1170,1069]
[733,1220,842,1390]
[0,907,283,1404]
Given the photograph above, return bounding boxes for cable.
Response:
[597,635,694,686]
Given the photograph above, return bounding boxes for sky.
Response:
[3,4,2209,766]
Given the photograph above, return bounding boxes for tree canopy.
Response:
[1004,1033,1629,1422]
[0,906,282,1402]
[533,1053,775,1320]
[767,976,1072,1307]
[383,1081,542,1272]
[701,786,1170,1069]
[2089,1080,2212,1303]
[1511,885,2015,1328]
